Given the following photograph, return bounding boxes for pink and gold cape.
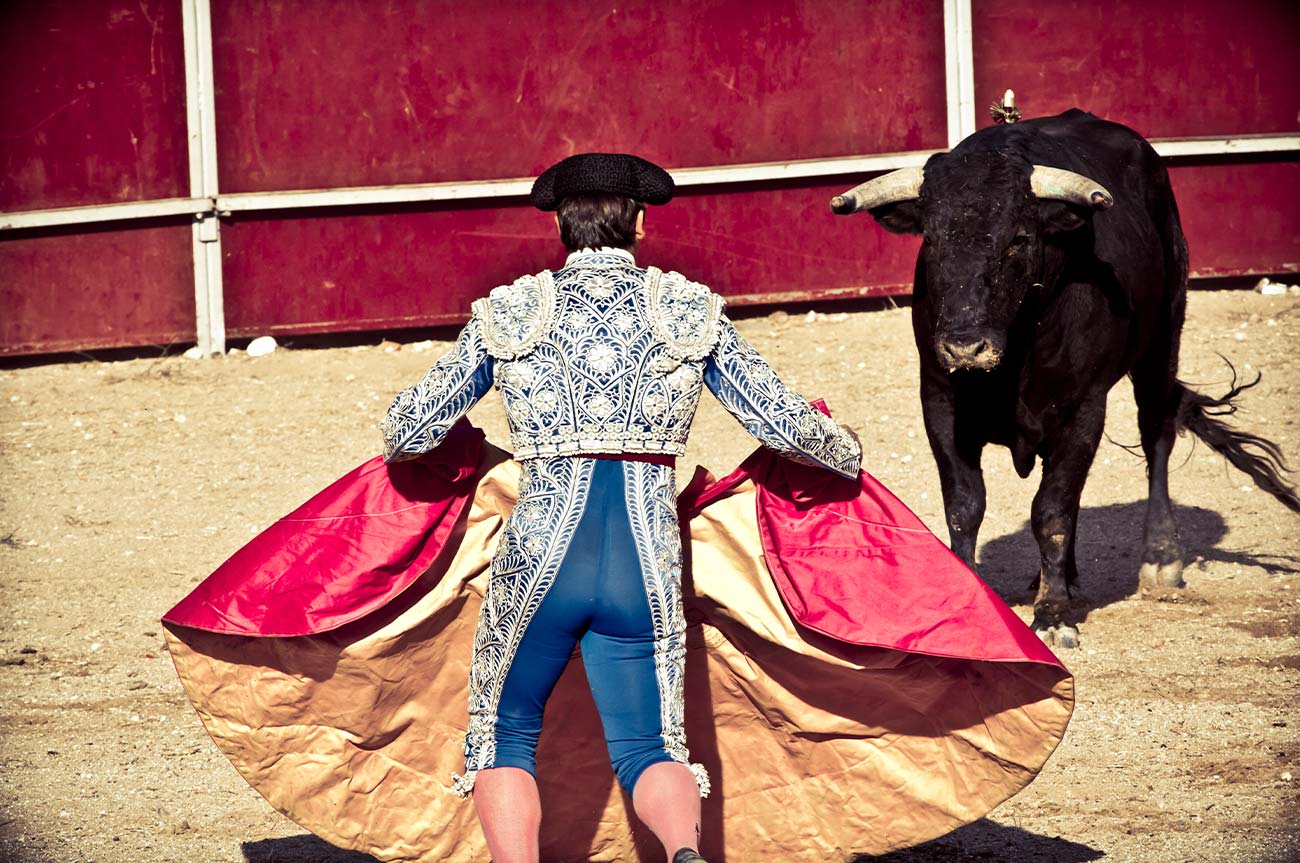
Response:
[164,420,1072,862]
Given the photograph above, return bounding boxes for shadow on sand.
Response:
[974,500,1299,622]
[242,834,378,863]
[853,818,1103,862]
[238,506,1297,863]
[243,819,1104,863]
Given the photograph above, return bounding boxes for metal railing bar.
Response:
[2,135,1296,230]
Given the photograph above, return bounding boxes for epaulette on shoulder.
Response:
[646,267,726,361]
[472,271,557,360]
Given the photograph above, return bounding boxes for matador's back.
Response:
[475,250,723,459]
[382,247,861,479]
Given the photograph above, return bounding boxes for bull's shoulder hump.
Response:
[645,267,726,361]
[1035,110,1147,146]
[1056,108,1098,122]
[472,271,557,360]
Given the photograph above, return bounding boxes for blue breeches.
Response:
[488,458,677,793]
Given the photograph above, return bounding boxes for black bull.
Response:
[832,109,1298,647]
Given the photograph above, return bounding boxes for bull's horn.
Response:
[1030,166,1114,209]
[830,167,925,215]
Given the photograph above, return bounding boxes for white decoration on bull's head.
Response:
[990,89,1022,124]
[1029,166,1114,210]
[828,168,925,215]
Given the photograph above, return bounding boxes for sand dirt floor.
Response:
[1,290,1297,863]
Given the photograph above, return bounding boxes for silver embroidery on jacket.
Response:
[381,318,491,461]
[452,457,595,796]
[471,272,558,361]
[705,318,862,479]
[623,461,710,797]
[647,267,726,362]
[483,256,726,459]
[380,255,859,476]
[380,253,862,798]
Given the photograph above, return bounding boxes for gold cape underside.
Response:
[166,445,1073,862]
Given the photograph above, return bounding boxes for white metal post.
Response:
[182,0,224,355]
[943,0,977,148]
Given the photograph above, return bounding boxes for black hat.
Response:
[530,153,675,211]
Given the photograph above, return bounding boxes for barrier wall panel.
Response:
[211,0,947,193]
[971,0,1300,139]
[219,182,921,337]
[3,1,1295,357]
[0,223,196,355]
[1169,160,1300,278]
[0,0,189,211]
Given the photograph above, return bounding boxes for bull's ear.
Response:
[870,201,924,235]
[1039,200,1089,234]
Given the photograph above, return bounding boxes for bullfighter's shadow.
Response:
[242,835,377,862]
[975,500,1299,620]
[241,818,1106,863]
[853,817,1103,862]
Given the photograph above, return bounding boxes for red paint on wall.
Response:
[1169,160,1300,277]
[0,222,195,354]
[973,0,1300,139]
[0,0,189,211]
[218,181,921,337]
[3,0,1297,356]
[211,0,947,193]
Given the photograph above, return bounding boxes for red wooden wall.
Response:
[0,0,194,353]
[973,0,1300,139]
[212,0,943,337]
[972,0,1300,278]
[2,0,1297,354]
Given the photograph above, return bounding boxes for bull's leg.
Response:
[920,377,986,569]
[1130,325,1185,589]
[1030,397,1106,649]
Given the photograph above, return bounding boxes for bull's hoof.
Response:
[1139,559,1186,590]
[1032,621,1080,650]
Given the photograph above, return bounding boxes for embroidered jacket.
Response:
[382,248,862,478]
[381,247,860,796]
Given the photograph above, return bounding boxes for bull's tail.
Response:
[1175,366,1300,513]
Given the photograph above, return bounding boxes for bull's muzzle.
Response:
[937,335,1003,371]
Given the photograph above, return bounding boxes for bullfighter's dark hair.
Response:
[556,194,644,253]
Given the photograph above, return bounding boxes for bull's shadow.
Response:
[853,818,1102,862]
[975,500,1299,618]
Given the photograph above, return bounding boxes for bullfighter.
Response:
[380,152,862,863]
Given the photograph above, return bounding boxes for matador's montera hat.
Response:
[530,153,675,211]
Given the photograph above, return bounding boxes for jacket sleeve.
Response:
[381,318,495,462]
[704,315,862,479]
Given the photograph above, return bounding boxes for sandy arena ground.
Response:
[1,290,1297,863]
